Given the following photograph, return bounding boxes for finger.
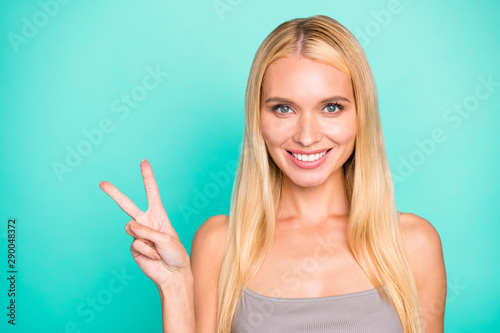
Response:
[128,219,171,244]
[124,221,156,247]
[140,159,163,208]
[124,221,139,238]
[130,239,161,260]
[99,181,143,220]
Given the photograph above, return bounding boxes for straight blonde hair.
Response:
[216,15,424,332]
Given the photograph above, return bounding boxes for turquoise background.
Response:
[1,0,499,331]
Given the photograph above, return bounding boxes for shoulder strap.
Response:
[397,210,402,220]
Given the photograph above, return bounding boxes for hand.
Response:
[99,159,191,290]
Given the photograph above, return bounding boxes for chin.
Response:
[286,172,328,187]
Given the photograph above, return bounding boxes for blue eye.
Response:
[324,103,344,113]
[271,102,344,115]
[272,104,292,114]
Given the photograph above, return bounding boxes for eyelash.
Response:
[271,103,344,115]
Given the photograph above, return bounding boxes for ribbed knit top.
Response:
[231,211,404,333]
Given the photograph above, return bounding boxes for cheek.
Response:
[261,115,290,147]
[324,119,357,144]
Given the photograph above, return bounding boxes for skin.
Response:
[248,54,365,296]
[100,55,447,332]
[191,54,446,332]
[260,55,356,222]
[99,160,195,332]
[253,54,446,331]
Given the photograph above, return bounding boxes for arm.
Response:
[158,271,196,333]
[190,215,229,333]
[399,213,447,333]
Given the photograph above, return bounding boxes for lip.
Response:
[286,148,333,169]
[286,148,331,155]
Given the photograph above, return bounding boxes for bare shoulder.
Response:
[398,212,444,279]
[192,214,229,248]
[190,214,229,333]
[191,213,229,277]
[399,212,442,252]
[399,212,447,331]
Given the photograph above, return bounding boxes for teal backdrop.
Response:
[1,0,499,332]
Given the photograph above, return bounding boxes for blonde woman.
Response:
[100,15,446,333]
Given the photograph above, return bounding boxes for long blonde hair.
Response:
[216,15,424,332]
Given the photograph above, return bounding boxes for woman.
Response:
[100,15,446,332]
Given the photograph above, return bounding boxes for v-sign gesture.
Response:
[99,159,191,291]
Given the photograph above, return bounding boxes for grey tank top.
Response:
[231,211,404,333]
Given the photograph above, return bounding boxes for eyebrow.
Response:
[264,95,352,104]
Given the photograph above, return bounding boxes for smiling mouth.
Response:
[286,148,333,162]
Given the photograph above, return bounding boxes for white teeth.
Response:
[291,150,328,162]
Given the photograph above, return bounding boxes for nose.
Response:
[293,112,322,147]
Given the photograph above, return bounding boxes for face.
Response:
[260,55,357,187]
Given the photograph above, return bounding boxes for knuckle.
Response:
[145,185,158,192]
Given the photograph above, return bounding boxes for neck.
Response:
[278,168,350,226]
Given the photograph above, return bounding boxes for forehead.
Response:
[261,56,353,102]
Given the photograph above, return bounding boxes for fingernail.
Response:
[153,252,161,260]
[99,181,103,187]
[130,220,141,229]
[142,158,147,163]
